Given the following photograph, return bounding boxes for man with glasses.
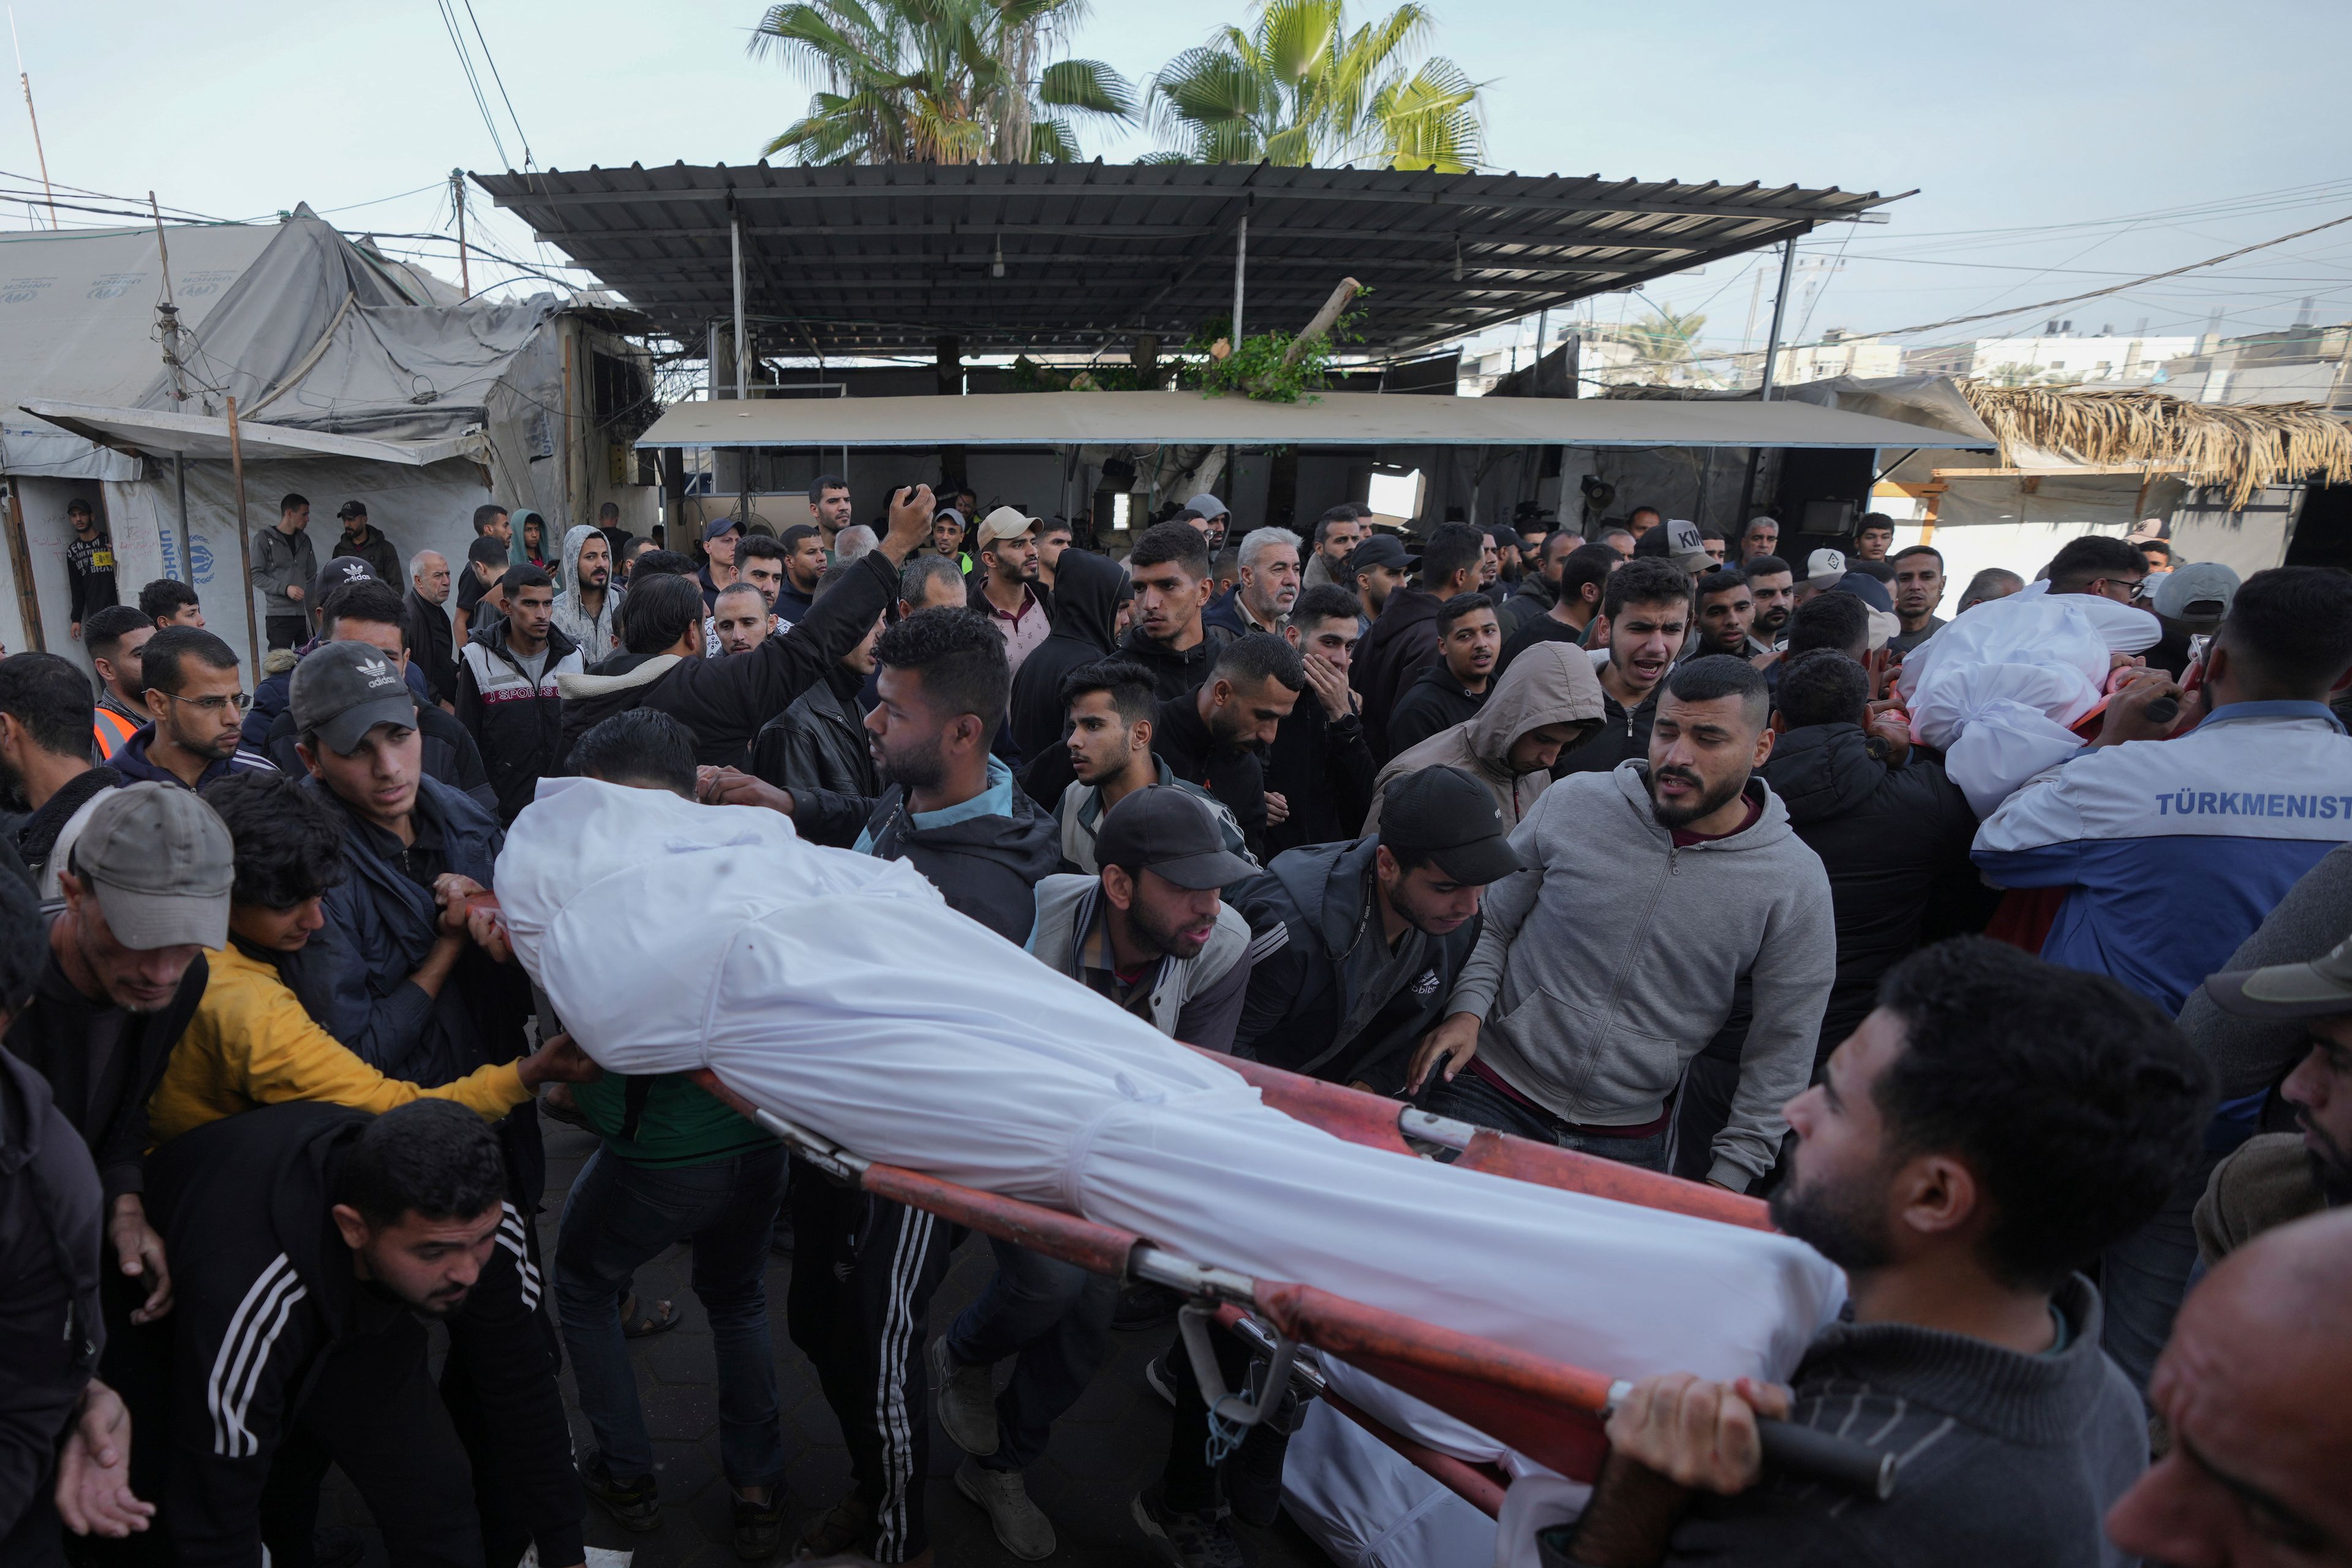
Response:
[110,627,276,791]
[2044,534,2152,605]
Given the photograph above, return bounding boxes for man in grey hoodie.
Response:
[549,524,622,662]
[1412,655,1833,1189]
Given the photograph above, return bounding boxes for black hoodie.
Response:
[1008,549,1124,763]
[1762,722,1981,1059]
[0,1045,103,1545]
[1117,620,1236,703]
[136,1103,581,1566]
[1351,586,1444,760]
[13,766,119,889]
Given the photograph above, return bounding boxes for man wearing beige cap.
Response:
[4,782,235,1332]
[970,505,1052,676]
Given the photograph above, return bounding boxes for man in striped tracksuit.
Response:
[119,1099,582,1566]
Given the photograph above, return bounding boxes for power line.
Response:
[435,0,509,167]
[460,0,533,168]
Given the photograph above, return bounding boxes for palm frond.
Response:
[1038,58,1136,119]
[1368,57,1482,170]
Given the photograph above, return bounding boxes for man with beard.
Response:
[111,629,277,791]
[1740,515,1779,563]
[549,525,622,662]
[124,1100,583,1566]
[1742,555,1796,648]
[708,583,774,657]
[1551,938,2206,1568]
[1553,557,1690,780]
[1888,545,1949,657]
[1414,657,1831,1185]
[1301,503,1369,591]
[2195,928,2352,1263]
[1348,533,1411,626]
[405,549,459,707]
[1206,527,1303,639]
[1150,633,1304,862]
[1498,543,1615,675]
[808,473,853,559]
[970,510,1052,674]
[956,790,1261,1557]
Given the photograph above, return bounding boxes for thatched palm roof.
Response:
[1958,382,2352,509]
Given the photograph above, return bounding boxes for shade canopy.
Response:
[635,389,1986,451]
[478,162,1898,359]
[21,400,487,466]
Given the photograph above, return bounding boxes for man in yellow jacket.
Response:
[148,771,595,1146]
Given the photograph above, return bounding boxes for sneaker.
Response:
[955,1458,1057,1561]
[582,1454,662,1532]
[1131,1485,1245,1568]
[793,1492,871,1559]
[1114,1280,1180,1331]
[1142,1352,1178,1408]
[733,1487,785,1561]
[929,1336,1000,1457]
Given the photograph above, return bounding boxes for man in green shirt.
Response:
[551,708,788,1559]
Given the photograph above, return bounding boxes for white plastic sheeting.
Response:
[1899,582,2163,816]
[499,778,1845,1392]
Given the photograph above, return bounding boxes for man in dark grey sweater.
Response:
[1549,938,2212,1568]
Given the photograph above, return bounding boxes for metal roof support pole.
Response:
[1736,236,1803,526]
[1231,213,1246,345]
[731,206,749,402]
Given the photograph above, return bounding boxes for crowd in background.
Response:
[0,475,2348,1568]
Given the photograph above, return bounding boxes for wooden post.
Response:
[227,395,261,667]
[3,480,43,652]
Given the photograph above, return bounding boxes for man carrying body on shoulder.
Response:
[1553,938,2207,1568]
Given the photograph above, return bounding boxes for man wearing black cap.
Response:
[1347,533,1411,626]
[940,790,1257,1556]
[330,500,399,582]
[1229,766,1520,1094]
[698,516,744,609]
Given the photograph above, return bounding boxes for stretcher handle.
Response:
[1755,1420,1896,1501]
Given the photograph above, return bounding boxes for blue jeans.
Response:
[945,1236,1118,1472]
[1421,1069,1670,1171]
[555,1142,790,1489]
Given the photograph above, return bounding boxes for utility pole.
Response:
[150,192,190,581]
[451,168,470,298]
[227,396,260,666]
[9,10,54,228]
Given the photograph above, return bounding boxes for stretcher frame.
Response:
[678,1050,1894,1516]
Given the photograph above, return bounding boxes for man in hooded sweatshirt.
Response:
[1366,641,1604,834]
[1412,656,1833,1188]
[1008,546,1124,764]
[549,523,622,662]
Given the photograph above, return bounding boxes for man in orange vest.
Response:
[82,605,153,761]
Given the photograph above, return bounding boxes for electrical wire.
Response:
[435,0,510,168]
[461,0,534,168]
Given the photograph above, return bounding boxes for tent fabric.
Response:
[499,777,1847,1392]
[634,388,1991,453]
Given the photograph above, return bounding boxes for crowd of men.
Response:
[1,480,2348,1568]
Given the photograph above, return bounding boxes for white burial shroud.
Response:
[499,778,1847,1387]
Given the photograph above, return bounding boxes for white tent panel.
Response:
[23,401,488,467]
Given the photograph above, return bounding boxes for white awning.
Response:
[20,400,488,467]
[635,389,1992,451]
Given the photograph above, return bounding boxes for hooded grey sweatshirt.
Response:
[1364,640,1604,834]
[550,523,623,660]
[1446,762,1834,1189]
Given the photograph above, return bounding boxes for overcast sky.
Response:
[9,0,2350,358]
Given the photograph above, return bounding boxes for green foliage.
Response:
[1180,297,1368,403]
[1146,0,1484,172]
[748,0,1135,165]
[1623,306,1708,380]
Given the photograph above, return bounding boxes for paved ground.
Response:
[327,1120,1329,1568]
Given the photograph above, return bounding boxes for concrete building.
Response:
[1904,322,2199,386]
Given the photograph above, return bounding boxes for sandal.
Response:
[620,1292,681,1339]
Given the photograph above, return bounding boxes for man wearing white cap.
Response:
[970,507,1052,675]
[4,782,236,1333]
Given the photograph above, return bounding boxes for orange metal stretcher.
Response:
[679,1052,1894,1515]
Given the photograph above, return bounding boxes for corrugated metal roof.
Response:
[633,389,1985,451]
[476,162,1896,358]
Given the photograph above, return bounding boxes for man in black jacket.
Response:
[1553,556,1689,780]
[1231,767,1519,1093]
[405,549,458,707]
[1352,521,1486,760]
[1553,940,2204,1568]
[554,488,937,772]
[455,568,581,824]
[4,784,228,1349]
[1118,521,1234,701]
[129,1100,583,1567]
[0,653,121,897]
[1264,584,1378,854]
[751,578,884,847]
[1384,590,1499,756]
[1151,633,1303,862]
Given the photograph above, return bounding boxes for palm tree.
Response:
[748,0,1136,165]
[1145,0,1484,172]
[1624,307,1707,383]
